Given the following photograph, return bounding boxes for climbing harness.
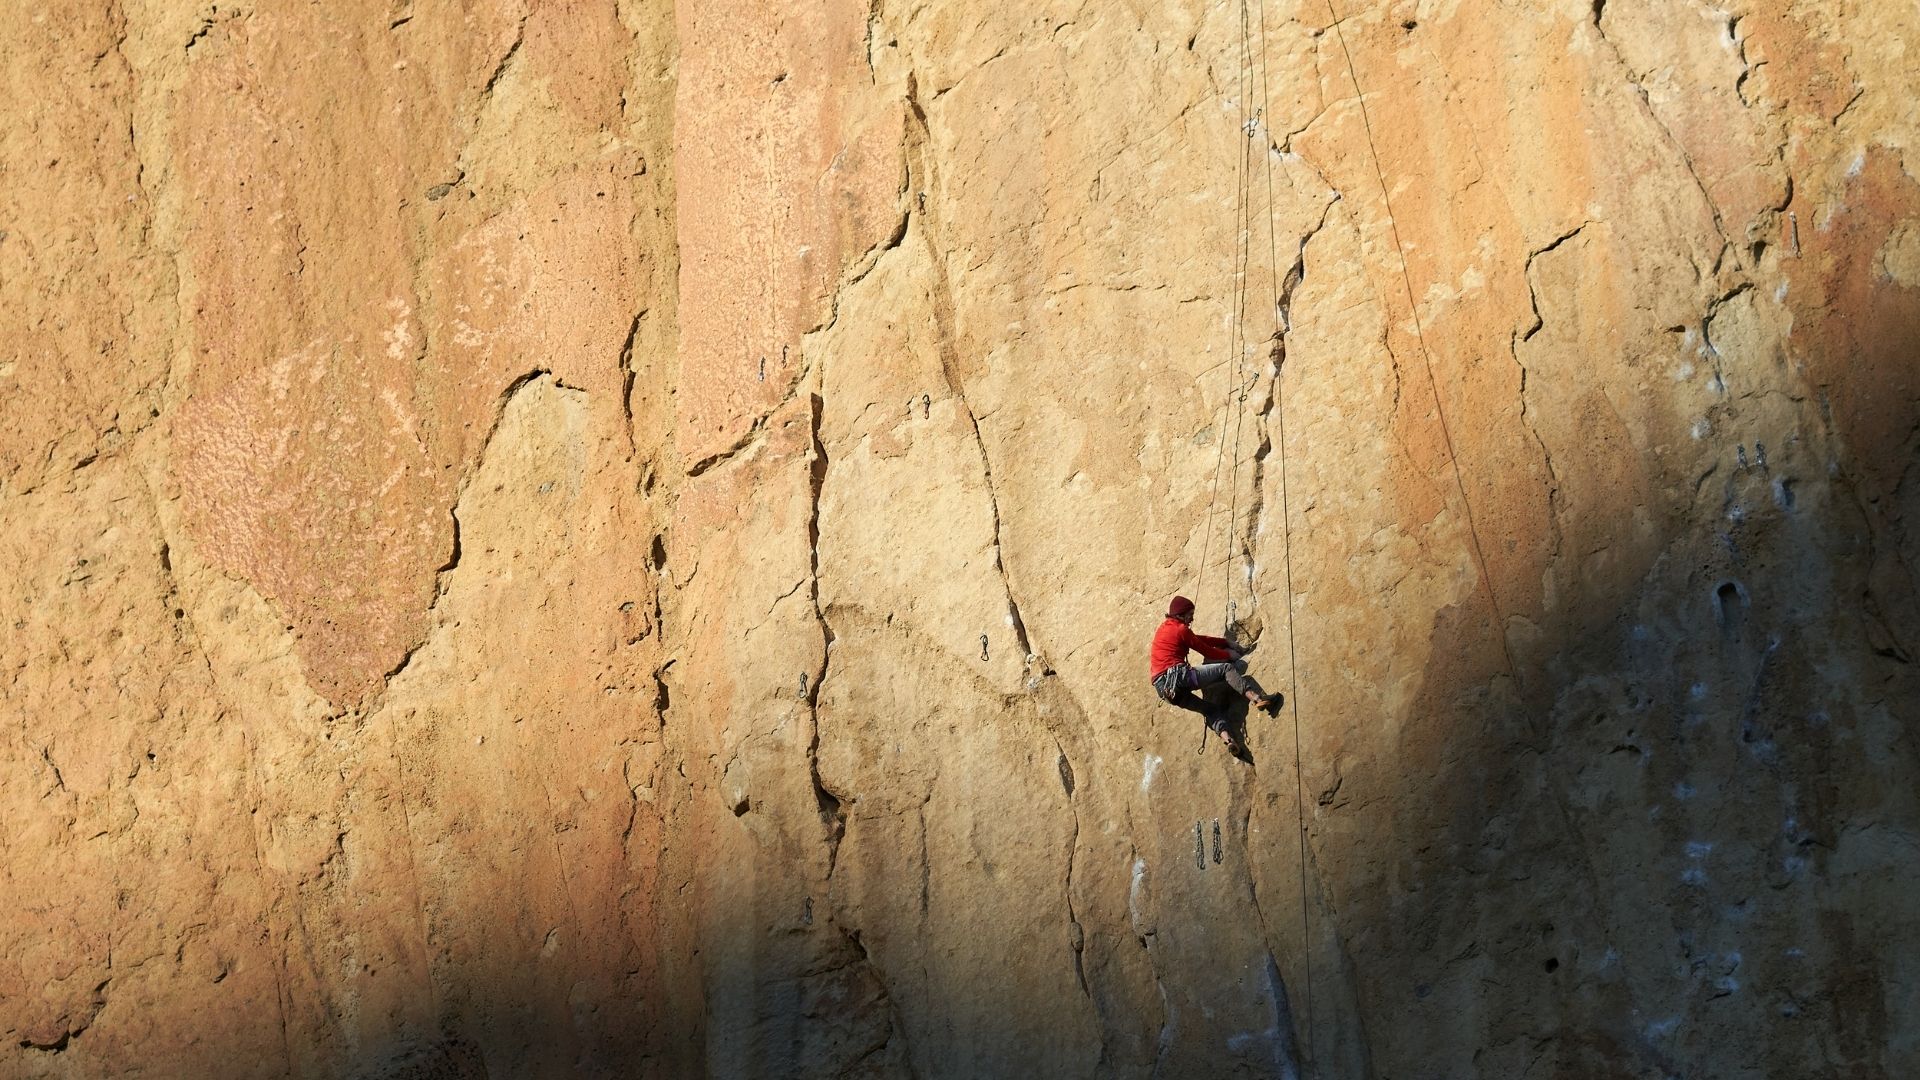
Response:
[1152,662,1193,704]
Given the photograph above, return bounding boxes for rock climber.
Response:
[1149,595,1279,755]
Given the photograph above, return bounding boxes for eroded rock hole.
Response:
[1057,752,1075,796]
[1715,581,1749,636]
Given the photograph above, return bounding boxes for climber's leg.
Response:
[1156,668,1231,732]
[1166,683,1223,726]
[1236,667,1281,713]
[1193,660,1280,713]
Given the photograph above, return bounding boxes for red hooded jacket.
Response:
[1149,617,1234,678]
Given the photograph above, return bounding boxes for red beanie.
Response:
[1168,595,1195,618]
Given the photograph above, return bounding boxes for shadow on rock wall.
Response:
[1348,176,1920,1076]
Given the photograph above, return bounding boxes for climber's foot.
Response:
[1217,727,1242,755]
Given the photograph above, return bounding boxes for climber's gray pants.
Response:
[1156,659,1266,731]
[1191,659,1265,701]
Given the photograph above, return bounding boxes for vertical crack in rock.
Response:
[803,388,847,876]
[1240,375,1276,624]
[1512,223,1591,573]
[1248,200,1339,624]
[1037,700,1095,1011]
[1275,200,1337,335]
[966,401,1036,662]
[39,748,68,795]
[617,310,644,460]
[903,77,1099,1017]
[902,76,1037,663]
[1514,360,1566,577]
[861,0,880,78]
[1064,771,1090,998]
[782,203,921,1066]
[289,215,309,281]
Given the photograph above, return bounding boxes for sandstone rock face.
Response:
[3,1,1916,1077]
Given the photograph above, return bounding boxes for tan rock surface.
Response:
[3,1,1917,1077]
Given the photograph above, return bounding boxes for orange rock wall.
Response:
[3,1,1917,1077]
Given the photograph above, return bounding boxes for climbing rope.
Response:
[1245,0,1319,1066]
[1322,0,1516,676]
[1221,0,1261,635]
[1189,2,1259,629]
[1191,4,1538,1071]
[1185,0,1323,1068]
[1192,0,1266,636]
